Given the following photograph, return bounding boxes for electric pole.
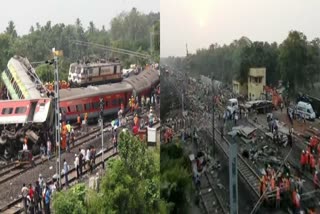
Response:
[181,87,185,143]
[229,134,238,214]
[212,75,215,158]
[54,55,61,189]
[99,97,105,169]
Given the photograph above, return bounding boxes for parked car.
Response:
[295,101,316,120]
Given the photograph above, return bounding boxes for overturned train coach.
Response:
[0,69,159,156]
[0,98,53,157]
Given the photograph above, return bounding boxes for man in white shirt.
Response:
[21,183,29,213]
[86,149,91,169]
[74,154,79,179]
[47,138,51,160]
[63,159,69,187]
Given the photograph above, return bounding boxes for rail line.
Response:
[1,146,118,214]
[199,171,228,214]
[0,122,112,186]
[208,127,261,199]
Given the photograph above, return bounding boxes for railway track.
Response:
[207,127,261,199]
[247,118,316,193]
[199,171,228,214]
[1,146,118,214]
[167,72,261,199]
[0,107,154,213]
[0,122,113,186]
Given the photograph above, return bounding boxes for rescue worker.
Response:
[300,150,306,171]
[306,150,311,171]
[134,114,139,126]
[313,171,319,189]
[260,176,266,198]
[131,96,135,112]
[271,176,275,191]
[310,153,316,174]
[129,97,132,111]
[308,208,316,214]
[276,186,280,208]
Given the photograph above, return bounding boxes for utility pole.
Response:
[212,75,215,158]
[99,97,105,169]
[181,87,185,143]
[54,55,61,189]
[229,134,238,214]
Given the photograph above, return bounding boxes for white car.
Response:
[227,98,239,115]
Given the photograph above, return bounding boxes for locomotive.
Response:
[0,65,159,157]
[68,59,123,87]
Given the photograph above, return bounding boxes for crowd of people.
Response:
[21,174,56,214]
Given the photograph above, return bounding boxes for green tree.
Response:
[160,143,193,214]
[279,31,309,95]
[52,183,86,214]
[0,34,11,69]
[98,131,161,214]
[5,21,18,39]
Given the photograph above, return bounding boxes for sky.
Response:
[0,0,159,35]
[161,0,320,57]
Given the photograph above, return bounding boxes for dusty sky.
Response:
[161,0,320,57]
[0,0,159,35]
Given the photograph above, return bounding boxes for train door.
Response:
[114,65,117,74]
[27,101,37,122]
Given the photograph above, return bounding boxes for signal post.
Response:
[99,97,105,169]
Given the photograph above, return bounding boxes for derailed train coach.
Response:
[60,68,160,122]
[0,98,53,157]
[0,67,159,157]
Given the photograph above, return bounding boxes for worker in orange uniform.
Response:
[131,96,135,112]
[134,114,139,126]
[270,176,275,191]
[260,176,266,198]
[77,114,81,128]
[129,98,132,112]
[276,186,280,208]
[306,150,311,171]
[310,136,317,153]
[300,150,306,171]
[313,171,319,189]
[310,154,316,174]
[308,208,316,214]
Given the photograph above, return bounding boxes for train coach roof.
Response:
[60,81,132,101]
[70,62,120,67]
[142,69,159,85]
[9,57,45,99]
[123,69,159,93]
